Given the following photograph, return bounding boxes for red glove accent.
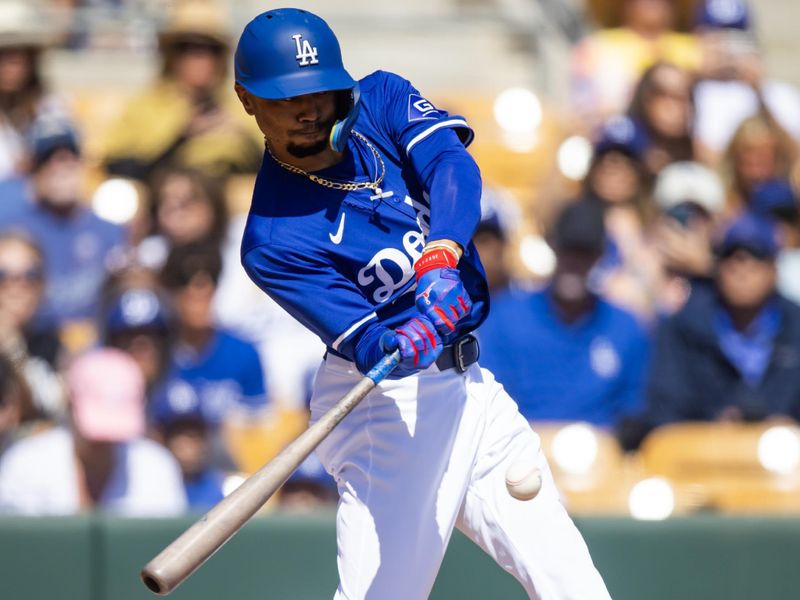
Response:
[414,248,457,279]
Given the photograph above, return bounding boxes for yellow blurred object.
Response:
[59,319,99,356]
[586,0,699,32]
[222,408,310,475]
[640,422,800,514]
[533,422,639,515]
[159,0,232,49]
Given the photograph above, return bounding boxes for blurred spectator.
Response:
[749,179,800,305]
[571,0,701,128]
[478,200,650,427]
[151,395,228,512]
[0,352,40,458]
[153,242,268,462]
[135,166,229,271]
[626,213,800,449]
[103,284,173,399]
[1,117,126,345]
[720,114,797,214]
[628,62,695,174]
[651,161,725,312]
[0,232,64,417]
[0,348,186,515]
[279,453,338,513]
[101,1,262,181]
[0,1,70,188]
[693,0,800,162]
[471,187,522,295]
[585,115,662,318]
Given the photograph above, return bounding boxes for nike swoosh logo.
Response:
[329,212,346,244]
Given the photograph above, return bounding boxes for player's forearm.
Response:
[424,150,482,249]
[411,131,482,250]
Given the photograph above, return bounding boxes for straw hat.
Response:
[158,0,231,50]
[585,0,699,32]
[0,1,57,49]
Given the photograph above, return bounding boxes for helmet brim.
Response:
[238,68,356,100]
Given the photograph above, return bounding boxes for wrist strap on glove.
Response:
[414,247,458,279]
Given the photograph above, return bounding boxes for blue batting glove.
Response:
[415,267,473,337]
[380,316,443,372]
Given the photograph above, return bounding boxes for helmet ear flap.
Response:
[329,84,361,153]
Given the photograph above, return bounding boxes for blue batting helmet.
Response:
[234,8,359,151]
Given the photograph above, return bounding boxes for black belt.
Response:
[435,334,480,373]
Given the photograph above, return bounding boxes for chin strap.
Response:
[329,84,361,153]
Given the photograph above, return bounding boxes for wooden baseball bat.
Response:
[140,351,401,596]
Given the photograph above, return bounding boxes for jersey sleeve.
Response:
[373,71,474,157]
[241,242,379,359]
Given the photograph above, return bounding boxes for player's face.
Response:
[235,85,338,159]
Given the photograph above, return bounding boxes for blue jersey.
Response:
[477,287,650,427]
[3,202,125,326]
[242,71,489,362]
[150,329,268,427]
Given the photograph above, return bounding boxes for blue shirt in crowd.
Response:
[184,468,226,511]
[477,287,651,426]
[150,330,268,427]
[2,201,125,326]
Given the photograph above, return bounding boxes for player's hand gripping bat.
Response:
[140,351,401,596]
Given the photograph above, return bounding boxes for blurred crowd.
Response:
[1,0,800,518]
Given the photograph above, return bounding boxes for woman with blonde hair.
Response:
[720,113,798,215]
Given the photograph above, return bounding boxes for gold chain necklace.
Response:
[266,130,386,192]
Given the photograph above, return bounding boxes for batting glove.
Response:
[381,316,443,372]
[414,248,473,338]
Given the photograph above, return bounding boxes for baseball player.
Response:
[235,9,611,600]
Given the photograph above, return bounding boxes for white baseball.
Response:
[505,461,542,501]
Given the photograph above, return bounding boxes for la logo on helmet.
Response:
[292,34,319,66]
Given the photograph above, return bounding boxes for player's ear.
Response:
[235,83,255,115]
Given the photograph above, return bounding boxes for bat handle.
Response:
[366,350,401,383]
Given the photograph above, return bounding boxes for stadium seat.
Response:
[639,422,800,514]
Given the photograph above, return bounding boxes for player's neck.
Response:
[269,144,344,173]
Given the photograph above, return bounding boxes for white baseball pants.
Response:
[310,354,611,600]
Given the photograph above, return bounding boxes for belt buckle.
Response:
[453,335,471,373]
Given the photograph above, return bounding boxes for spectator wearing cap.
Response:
[627,62,695,175]
[478,200,651,427]
[471,186,523,296]
[749,179,800,305]
[0,0,71,188]
[570,0,701,128]
[2,117,126,342]
[101,1,262,181]
[651,161,725,312]
[0,232,64,418]
[625,212,800,448]
[0,348,186,515]
[584,115,663,319]
[693,0,800,162]
[103,285,174,399]
[153,242,268,468]
[150,389,229,512]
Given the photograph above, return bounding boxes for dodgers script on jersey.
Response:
[241,71,490,364]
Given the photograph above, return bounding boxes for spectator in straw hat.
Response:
[0,0,72,214]
[101,0,263,182]
[0,347,186,516]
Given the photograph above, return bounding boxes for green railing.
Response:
[2,514,799,600]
